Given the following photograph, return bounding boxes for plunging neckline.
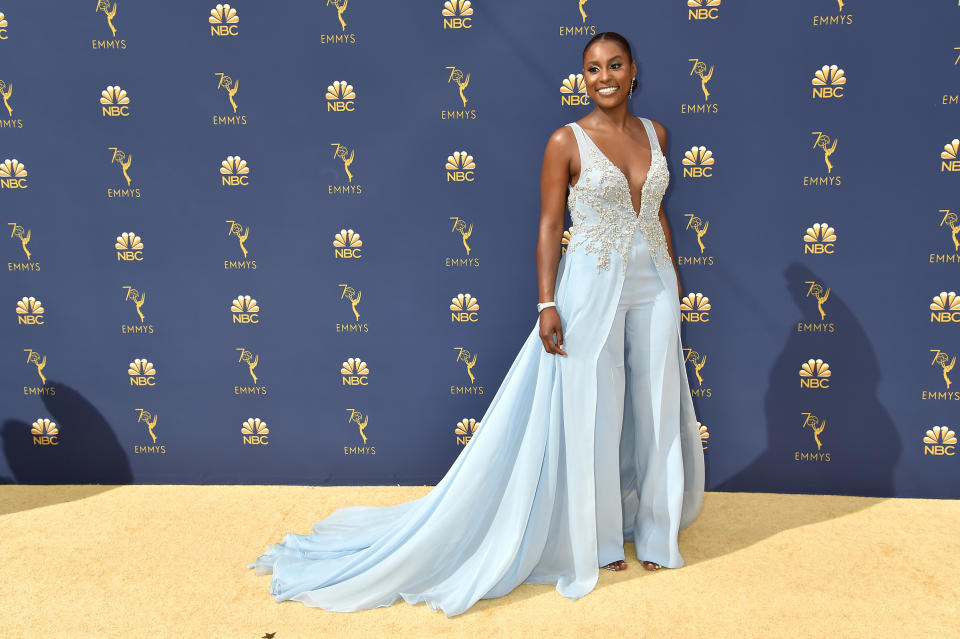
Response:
[572,120,657,217]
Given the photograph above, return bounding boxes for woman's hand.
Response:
[539,307,567,356]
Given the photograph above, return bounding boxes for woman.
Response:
[248,32,705,617]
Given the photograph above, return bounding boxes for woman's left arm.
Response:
[651,119,683,300]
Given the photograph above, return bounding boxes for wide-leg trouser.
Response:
[594,229,686,569]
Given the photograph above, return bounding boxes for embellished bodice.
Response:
[565,118,671,274]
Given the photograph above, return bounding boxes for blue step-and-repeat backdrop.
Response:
[1,1,958,498]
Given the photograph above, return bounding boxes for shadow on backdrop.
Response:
[0,380,131,516]
[716,262,901,497]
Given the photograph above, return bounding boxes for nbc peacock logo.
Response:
[561,227,572,255]
[799,358,831,389]
[455,418,479,445]
[0,11,8,39]
[115,232,143,262]
[128,358,156,387]
[15,296,43,325]
[930,291,960,323]
[680,292,711,323]
[450,293,479,322]
[940,139,960,172]
[100,86,130,117]
[221,156,249,186]
[231,294,259,324]
[923,426,956,456]
[683,347,709,396]
[446,151,476,182]
[209,4,239,37]
[241,417,269,445]
[812,65,845,99]
[31,418,58,446]
[681,146,714,178]
[341,357,369,386]
[0,158,27,189]
[687,0,720,21]
[560,73,589,107]
[326,81,356,112]
[333,229,362,259]
[442,0,473,29]
[803,222,837,255]
[797,412,830,462]
[698,422,709,450]
[344,408,374,454]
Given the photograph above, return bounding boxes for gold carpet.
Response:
[1,485,956,639]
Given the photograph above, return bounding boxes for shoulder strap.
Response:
[566,122,591,173]
[639,117,662,155]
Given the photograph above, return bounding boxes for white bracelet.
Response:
[537,301,556,313]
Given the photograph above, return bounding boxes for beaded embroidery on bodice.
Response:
[565,118,671,274]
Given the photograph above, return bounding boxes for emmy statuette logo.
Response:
[225,220,255,269]
[0,158,27,189]
[803,223,837,255]
[446,217,478,267]
[796,412,831,462]
[442,1,474,29]
[8,222,38,271]
[680,293,711,323]
[15,296,43,325]
[681,146,714,178]
[241,418,269,445]
[329,143,362,194]
[344,409,375,455]
[683,347,710,397]
[560,74,589,107]
[333,229,362,259]
[797,280,835,333]
[209,4,239,37]
[93,1,125,49]
[221,156,249,186]
[936,210,960,259]
[133,408,164,454]
[0,78,21,127]
[924,348,958,401]
[235,347,266,396]
[31,418,58,446]
[231,294,259,324]
[923,426,956,456]
[23,348,51,391]
[812,65,845,99]
[682,59,717,114]
[804,132,842,186]
[107,147,140,197]
[321,0,355,44]
[128,358,156,387]
[337,284,368,333]
[452,346,483,395]
[213,74,246,125]
[121,285,154,335]
[559,0,595,37]
[812,0,853,26]
[442,66,476,119]
[678,213,713,266]
[455,418,479,445]
[799,358,831,389]
[930,292,960,323]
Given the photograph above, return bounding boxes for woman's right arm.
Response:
[536,127,575,357]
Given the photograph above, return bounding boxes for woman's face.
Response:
[582,40,636,106]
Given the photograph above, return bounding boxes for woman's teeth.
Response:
[598,86,619,95]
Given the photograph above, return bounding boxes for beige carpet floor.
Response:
[1,485,956,639]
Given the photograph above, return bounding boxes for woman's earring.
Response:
[628,79,634,100]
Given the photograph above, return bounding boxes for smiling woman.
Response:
[248,30,704,617]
